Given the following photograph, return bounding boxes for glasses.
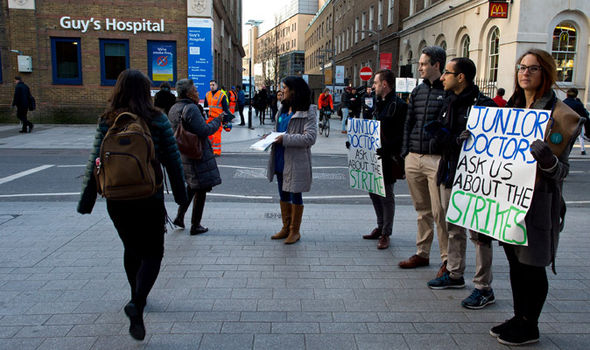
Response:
[442,70,460,76]
[516,64,542,74]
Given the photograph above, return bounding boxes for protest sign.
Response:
[347,118,385,197]
[446,106,550,246]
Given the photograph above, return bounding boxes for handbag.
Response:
[174,105,202,160]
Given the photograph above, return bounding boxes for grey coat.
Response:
[267,105,317,193]
[168,99,222,190]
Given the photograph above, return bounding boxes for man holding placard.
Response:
[360,70,407,249]
[423,58,498,310]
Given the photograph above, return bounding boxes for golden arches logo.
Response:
[559,31,569,42]
[489,3,508,18]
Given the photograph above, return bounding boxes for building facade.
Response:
[0,0,244,123]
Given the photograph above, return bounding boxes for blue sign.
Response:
[187,18,213,100]
[147,41,176,86]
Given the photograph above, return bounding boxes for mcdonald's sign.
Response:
[489,1,508,18]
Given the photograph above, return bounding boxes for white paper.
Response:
[249,132,286,151]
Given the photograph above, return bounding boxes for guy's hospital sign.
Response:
[59,16,165,34]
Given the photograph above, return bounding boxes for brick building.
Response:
[0,0,244,123]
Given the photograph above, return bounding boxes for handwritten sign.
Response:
[446,106,550,246]
[347,118,385,197]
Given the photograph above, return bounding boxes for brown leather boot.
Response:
[285,204,303,244]
[271,201,291,239]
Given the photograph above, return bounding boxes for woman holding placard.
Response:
[491,49,583,346]
[266,76,317,244]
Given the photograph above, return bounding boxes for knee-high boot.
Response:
[285,204,303,244]
[271,201,291,239]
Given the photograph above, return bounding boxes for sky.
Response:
[242,0,286,45]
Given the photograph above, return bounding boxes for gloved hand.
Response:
[345,141,350,149]
[223,114,234,123]
[375,147,385,159]
[530,140,556,169]
[456,129,471,145]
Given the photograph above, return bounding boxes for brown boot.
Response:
[285,204,303,244]
[271,201,292,240]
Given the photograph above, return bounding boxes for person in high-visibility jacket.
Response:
[228,87,237,115]
[204,80,231,156]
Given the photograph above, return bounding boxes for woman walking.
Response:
[77,69,188,341]
[169,79,223,235]
[490,49,583,346]
[267,76,317,244]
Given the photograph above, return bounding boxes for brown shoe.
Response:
[377,235,390,249]
[363,227,382,240]
[398,254,429,269]
[436,260,448,278]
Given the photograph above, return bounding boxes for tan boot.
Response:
[271,201,291,239]
[285,204,303,244]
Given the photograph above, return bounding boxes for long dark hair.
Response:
[509,49,557,107]
[280,76,311,114]
[102,69,161,123]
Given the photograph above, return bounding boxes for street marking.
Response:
[0,165,54,185]
[57,165,85,168]
[303,194,412,199]
[0,192,79,198]
[565,201,590,205]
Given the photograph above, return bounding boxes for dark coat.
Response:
[12,81,31,110]
[563,97,588,119]
[168,99,222,190]
[433,85,496,188]
[154,89,177,115]
[402,79,446,156]
[341,91,351,109]
[374,91,408,184]
[77,113,188,214]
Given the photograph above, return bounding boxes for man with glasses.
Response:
[424,57,498,310]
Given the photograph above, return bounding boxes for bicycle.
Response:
[318,108,331,137]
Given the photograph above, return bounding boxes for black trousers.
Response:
[238,105,245,125]
[177,185,208,227]
[504,245,548,324]
[369,183,395,236]
[107,196,166,308]
[17,108,32,132]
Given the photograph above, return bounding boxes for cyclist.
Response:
[317,88,334,127]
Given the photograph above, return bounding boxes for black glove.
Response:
[375,147,385,159]
[345,141,350,149]
[223,114,235,123]
[530,140,555,169]
[456,129,471,145]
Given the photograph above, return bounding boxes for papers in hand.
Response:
[249,132,285,151]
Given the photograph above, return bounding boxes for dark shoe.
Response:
[19,130,26,133]
[377,235,390,249]
[239,123,245,126]
[190,225,208,235]
[427,272,465,290]
[582,150,587,155]
[461,288,495,309]
[490,316,520,337]
[363,227,382,240]
[497,318,539,346]
[436,260,448,278]
[172,216,185,229]
[398,254,429,269]
[124,302,145,341]
[28,123,34,133]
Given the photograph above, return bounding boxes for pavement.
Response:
[0,117,589,349]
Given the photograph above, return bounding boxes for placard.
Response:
[347,118,385,197]
[187,18,213,99]
[148,41,176,86]
[446,106,550,245]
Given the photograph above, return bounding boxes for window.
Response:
[100,39,129,86]
[552,21,576,82]
[361,13,366,39]
[461,35,470,58]
[51,37,82,85]
[440,41,447,51]
[388,0,394,26]
[0,54,2,83]
[369,6,374,31]
[355,18,359,43]
[487,28,500,82]
[147,41,177,87]
[378,0,383,29]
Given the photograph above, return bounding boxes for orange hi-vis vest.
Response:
[206,90,224,155]
[229,90,237,114]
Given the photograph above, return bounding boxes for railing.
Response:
[475,78,498,98]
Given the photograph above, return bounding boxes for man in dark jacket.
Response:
[361,70,407,250]
[12,76,33,133]
[362,87,375,119]
[424,57,498,310]
[154,82,177,115]
[340,87,352,133]
[399,46,448,272]
[236,86,246,125]
[563,88,588,155]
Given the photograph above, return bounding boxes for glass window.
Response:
[361,13,366,40]
[488,28,500,82]
[552,21,576,83]
[355,18,359,43]
[461,35,470,58]
[100,39,129,86]
[51,37,82,85]
[378,0,383,29]
[440,41,447,51]
[147,41,177,87]
[0,54,3,83]
[388,0,394,26]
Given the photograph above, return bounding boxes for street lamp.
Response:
[357,29,381,73]
[246,19,263,130]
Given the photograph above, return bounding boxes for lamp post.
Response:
[357,29,381,73]
[246,19,263,130]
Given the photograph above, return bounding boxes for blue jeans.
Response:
[276,173,303,205]
[341,107,349,131]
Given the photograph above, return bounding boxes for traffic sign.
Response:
[359,66,373,81]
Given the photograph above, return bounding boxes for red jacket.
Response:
[318,93,333,110]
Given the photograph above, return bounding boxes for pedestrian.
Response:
[362,86,375,119]
[341,86,352,133]
[77,69,188,341]
[12,76,34,133]
[562,88,588,155]
[361,70,407,250]
[267,76,317,244]
[169,79,223,235]
[424,57,498,310]
[493,87,507,107]
[349,87,361,118]
[204,79,232,156]
[276,90,283,115]
[256,87,268,125]
[236,85,246,125]
[398,46,448,274]
[318,88,334,127]
[490,49,583,346]
[228,86,237,115]
[270,89,278,123]
[154,82,176,115]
